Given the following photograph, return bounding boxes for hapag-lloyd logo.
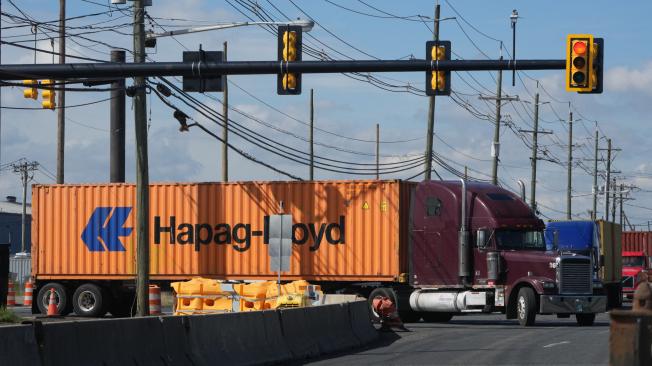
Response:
[80,207,345,253]
[154,215,345,252]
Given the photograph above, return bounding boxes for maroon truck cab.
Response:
[400,180,606,326]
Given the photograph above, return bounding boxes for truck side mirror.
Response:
[553,230,559,251]
[476,230,487,249]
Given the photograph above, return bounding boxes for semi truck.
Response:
[30,180,605,325]
[621,231,652,301]
[544,220,622,309]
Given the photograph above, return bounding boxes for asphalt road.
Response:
[303,312,611,366]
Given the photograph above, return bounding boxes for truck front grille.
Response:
[559,258,592,294]
[621,276,634,289]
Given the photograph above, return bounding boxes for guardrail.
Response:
[0,300,378,366]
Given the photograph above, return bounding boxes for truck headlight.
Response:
[542,281,556,289]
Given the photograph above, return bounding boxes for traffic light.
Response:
[41,79,56,110]
[425,40,451,96]
[566,34,598,92]
[23,80,39,99]
[579,38,603,94]
[277,26,302,95]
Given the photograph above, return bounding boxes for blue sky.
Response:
[1,0,651,225]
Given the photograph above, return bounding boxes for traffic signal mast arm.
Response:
[0,59,566,80]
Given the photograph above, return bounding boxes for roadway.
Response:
[303,312,611,366]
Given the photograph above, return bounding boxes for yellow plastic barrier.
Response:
[171,278,323,315]
[171,277,233,315]
[233,281,276,312]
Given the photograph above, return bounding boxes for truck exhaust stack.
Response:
[459,179,471,286]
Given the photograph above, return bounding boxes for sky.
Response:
[1,0,651,226]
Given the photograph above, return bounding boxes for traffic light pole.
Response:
[424,3,440,181]
[133,0,150,317]
[0,59,567,80]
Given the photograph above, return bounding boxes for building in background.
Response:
[0,195,32,254]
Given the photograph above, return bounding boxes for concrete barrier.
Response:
[0,324,42,366]
[348,300,380,345]
[304,303,361,354]
[39,317,168,366]
[158,316,194,366]
[279,306,321,359]
[0,300,378,365]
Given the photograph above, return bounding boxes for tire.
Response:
[421,312,454,323]
[576,313,596,326]
[72,284,107,317]
[368,287,421,323]
[37,282,70,316]
[516,287,537,326]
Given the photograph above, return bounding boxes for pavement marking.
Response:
[543,341,570,348]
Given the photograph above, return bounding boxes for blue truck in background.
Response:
[545,220,622,309]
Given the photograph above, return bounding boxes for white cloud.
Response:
[605,61,652,95]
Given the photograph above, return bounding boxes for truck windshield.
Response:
[496,230,545,250]
[622,256,645,267]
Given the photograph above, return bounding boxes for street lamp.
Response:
[510,9,519,86]
[145,19,315,48]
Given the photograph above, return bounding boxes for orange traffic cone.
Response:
[47,288,59,317]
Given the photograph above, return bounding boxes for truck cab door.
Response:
[411,183,458,286]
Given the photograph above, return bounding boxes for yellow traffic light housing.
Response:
[277,26,302,95]
[579,37,604,94]
[566,34,594,92]
[23,80,39,99]
[41,79,56,110]
[425,40,451,96]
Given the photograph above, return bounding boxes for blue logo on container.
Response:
[81,207,133,252]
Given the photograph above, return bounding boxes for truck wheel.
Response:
[72,284,107,317]
[575,313,596,326]
[368,287,421,323]
[516,287,537,326]
[422,312,454,323]
[37,282,70,315]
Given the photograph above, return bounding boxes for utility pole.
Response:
[110,50,126,183]
[479,60,518,185]
[518,93,551,213]
[566,110,573,220]
[492,65,502,185]
[619,183,624,227]
[424,3,439,180]
[133,0,150,317]
[221,41,228,182]
[12,161,38,253]
[57,0,65,183]
[309,88,314,181]
[376,123,380,180]
[592,128,598,220]
[604,139,611,221]
[611,177,617,223]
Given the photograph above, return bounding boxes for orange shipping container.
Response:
[32,180,414,282]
